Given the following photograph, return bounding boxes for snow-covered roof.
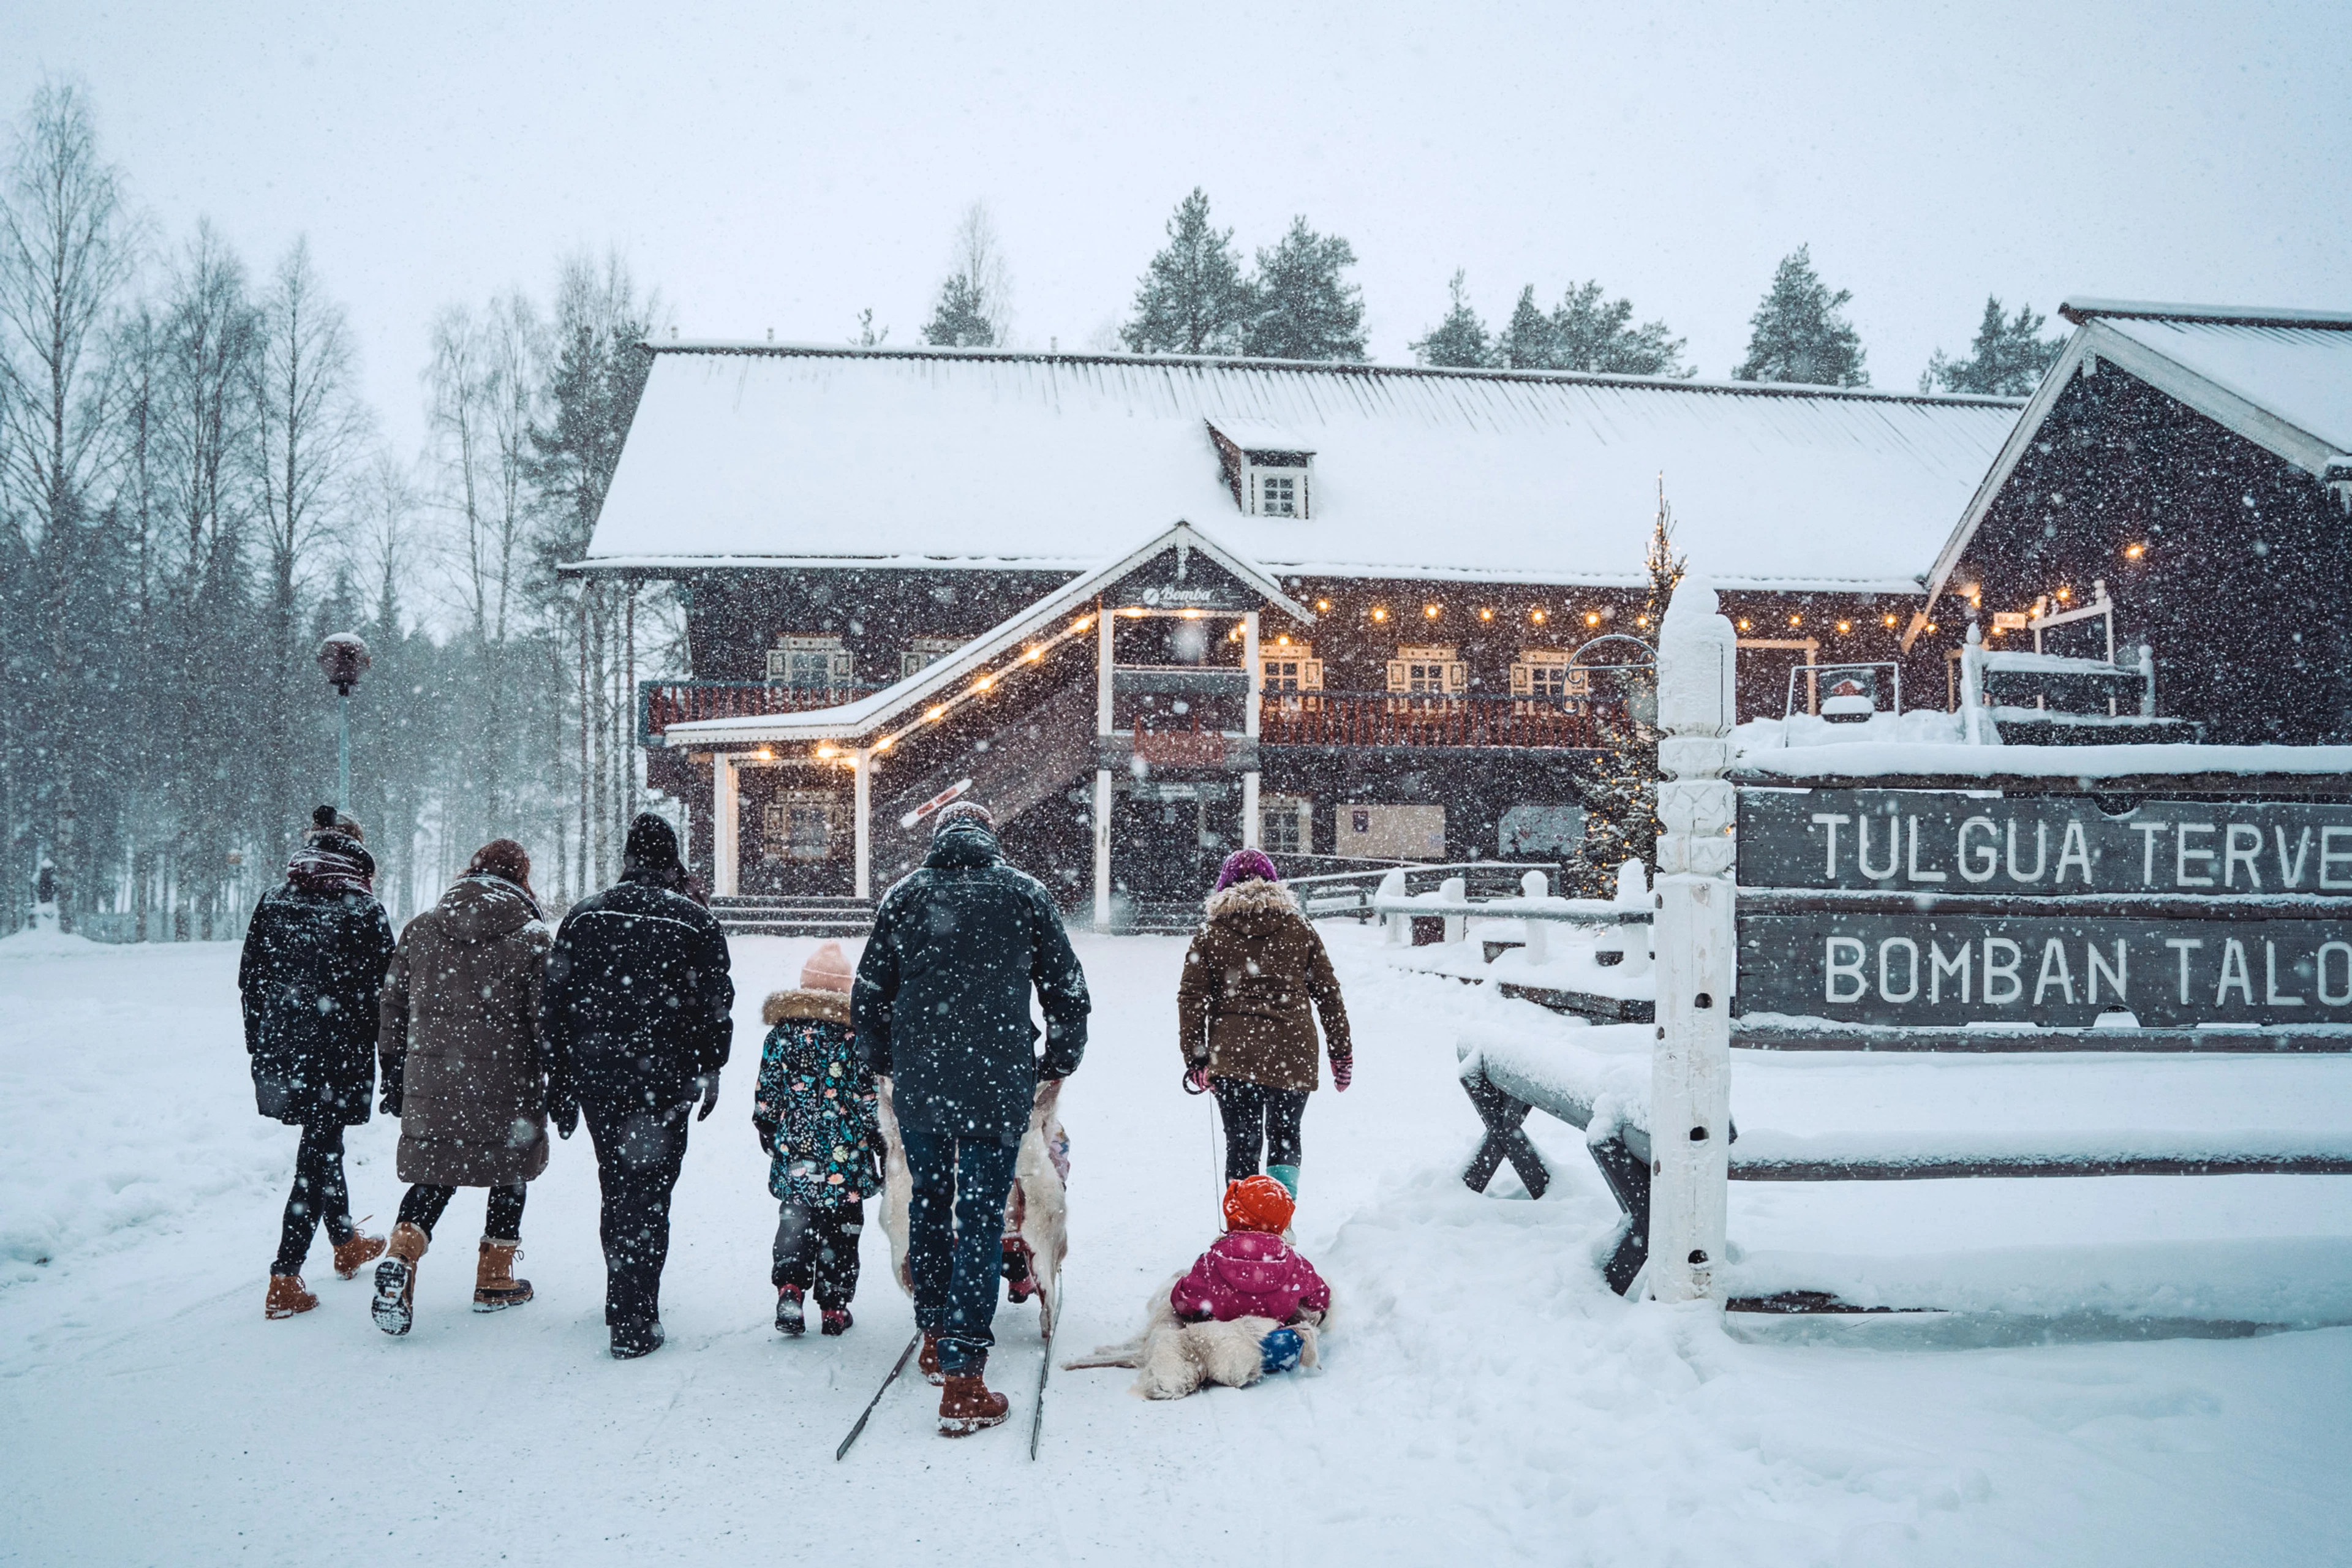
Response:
[1921,300,2352,619]
[575,343,2024,593]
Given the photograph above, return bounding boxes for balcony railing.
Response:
[640,680,881,744]
[641,679,1615,752]
[1257,691,1618,750]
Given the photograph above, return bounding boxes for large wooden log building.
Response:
[566,342,2026,925]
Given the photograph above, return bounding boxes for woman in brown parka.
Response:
[1177,849,1352,1202]
[370,840,556,1335]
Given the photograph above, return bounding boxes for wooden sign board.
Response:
[1735,786,2352,1030]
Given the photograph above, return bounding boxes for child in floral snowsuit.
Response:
[752,943,883,1336]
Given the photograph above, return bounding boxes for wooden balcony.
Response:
[1257,691,1616,751]
[639,680,879,744]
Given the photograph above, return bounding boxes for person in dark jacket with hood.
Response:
[853,800,1089,1436]
[542,813,734,1359]
[370,840,553,1336]
[239,807,398,1319]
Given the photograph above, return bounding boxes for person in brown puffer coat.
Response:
[1177,849,1352,1203]
[370,840,554,1336]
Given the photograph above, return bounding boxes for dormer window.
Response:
[1206,417,1315,519]
[1250,464,1304,517]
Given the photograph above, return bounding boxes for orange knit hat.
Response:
[1222,1175,1294,1235]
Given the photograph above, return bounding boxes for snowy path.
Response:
[4,929,2351,1566]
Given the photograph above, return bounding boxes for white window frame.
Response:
[768,635,854,688]
[1509,650,1593,703]
[1245,460,1310,518]
[1260,793,1312,856]
[901,636,964,680]
[762,788,850,862]
[1386,644,1466,696]
[1259,643,1324,709]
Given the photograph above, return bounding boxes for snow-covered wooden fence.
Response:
[1460,577,2352,1314]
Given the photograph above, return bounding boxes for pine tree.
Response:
[1494,285,1557,369]
[1551,281,1689,376]
[1241,216,1365,361]
[1920,296,2063,396]
[1733,245,1867,386]
[1409,270,1493,367]
[921,203,1009,349]
[1574,484,1684,894]
[1121,189,1251,355]
[921,274,995,348]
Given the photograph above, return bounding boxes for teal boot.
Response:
[1268,1163,1300,1200]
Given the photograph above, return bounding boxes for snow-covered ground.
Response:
[4,926,2351,1566]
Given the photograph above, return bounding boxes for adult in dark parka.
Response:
[542,813,734,1359]
[238,806,398,1319]
[369,840,552,1336]
[853,801,1089,1435]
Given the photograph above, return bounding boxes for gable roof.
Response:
[575,342,2022,594]
[1917,299,2352,630]
[659,521,1308,748]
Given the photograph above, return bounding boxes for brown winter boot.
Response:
[473,1239,533,1312]
[371,1222,429,1336]
[265,1274,318,1319]
[938,1363,1009,1438]
[919,1331,944,1385]
[331,1227,386,1280]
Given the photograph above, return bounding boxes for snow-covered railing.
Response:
[1289,860,1560,922]
[1370,863,1651,962]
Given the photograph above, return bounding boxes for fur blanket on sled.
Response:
[1063,1278,1329,1400]
[874,1076,1069,1335]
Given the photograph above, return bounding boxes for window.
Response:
[1245,458,1310,518]
[1259,644,1323,709]
[1385,645,1465,697]
[1509,650,1592,705]
[767,635,853,688]
[763,790,848,862]
[901,636,963,680]
[1261,793,1311,856]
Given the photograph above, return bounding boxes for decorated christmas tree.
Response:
[1575,482,1685,894]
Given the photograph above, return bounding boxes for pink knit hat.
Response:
[801,941,854,993]
[1213,848,1280,891]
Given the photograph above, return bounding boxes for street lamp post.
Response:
[315,633,373,815]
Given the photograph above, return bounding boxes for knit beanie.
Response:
[1213,848,1280,891]
[467,839,533,894]
[309,804,365,842]
[801,940,854,994]
[623,812,684,876]
[933,800,995,835]
[1223,1174,1295,1235]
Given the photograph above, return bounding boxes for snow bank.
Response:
[0,926,108,959]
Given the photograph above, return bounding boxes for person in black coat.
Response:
[238,807,398,1319]
[853,801,1088,1432]
[542,813,734,1359]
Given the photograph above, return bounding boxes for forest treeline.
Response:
[0,83,664,935]
[920,188,2068,396]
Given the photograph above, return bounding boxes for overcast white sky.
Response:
[9,1,2348,459]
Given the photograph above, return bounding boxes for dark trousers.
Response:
[582,1097,693,1334]
[1212,1078,1308,1182]
[772,1198,864,1305]
[397,1182,527,1242]
[897,1126,1020,1376]
[273,1121,356,1275]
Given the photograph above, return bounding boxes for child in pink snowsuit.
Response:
[1172,1175,1330,1327]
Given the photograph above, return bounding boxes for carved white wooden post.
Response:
[1650,579,1737,1304]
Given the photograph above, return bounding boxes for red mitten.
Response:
[1184,1063,1212,1095]
[1330,1054,1352,1093]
